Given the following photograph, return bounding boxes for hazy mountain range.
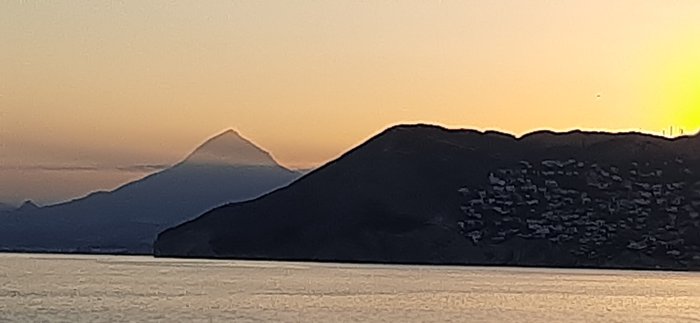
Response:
[156,124,700,270]
[0,130,301,254]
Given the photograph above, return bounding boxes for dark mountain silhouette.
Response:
[155,124,700,270]
[0,130,300,254]
[15,200,40,212]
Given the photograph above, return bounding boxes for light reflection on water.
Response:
[1,253,700,322]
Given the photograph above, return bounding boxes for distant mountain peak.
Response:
[215,128,240,137]
[16,200,39,212]
[182,129,281,167]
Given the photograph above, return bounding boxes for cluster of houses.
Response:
[458,158,700,262]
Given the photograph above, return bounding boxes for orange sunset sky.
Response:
[1,1,699,205]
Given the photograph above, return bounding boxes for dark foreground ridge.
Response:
[155,124,700,270]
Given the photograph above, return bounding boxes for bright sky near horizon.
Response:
[1,1,699,205]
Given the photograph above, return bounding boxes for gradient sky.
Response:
[1,1,699,205]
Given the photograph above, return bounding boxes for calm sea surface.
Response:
[1,253,700,322]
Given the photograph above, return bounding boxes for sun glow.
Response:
[667,61,700,134]
[653,31,700,136]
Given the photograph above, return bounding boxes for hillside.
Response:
[155,124,700,270]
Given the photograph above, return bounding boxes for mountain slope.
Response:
[155,124,700,270]
[0,202,16,213]
[0,130,300,254]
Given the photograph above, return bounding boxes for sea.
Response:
[1,253,699,322]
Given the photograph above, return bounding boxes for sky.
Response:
[1,1,699,205]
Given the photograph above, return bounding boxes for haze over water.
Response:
[1,253,699,322]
